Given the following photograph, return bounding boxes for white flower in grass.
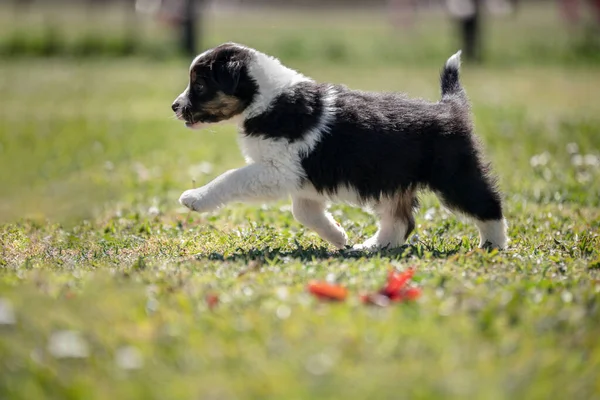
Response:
[148,202,160,217]
[571,154,584,167]
[188,161,213,178]
[279,204,292,212]
[424,207,436,221]
[104,161,114,171]
[133,162,151,182]
[561,291,573,304]
[276,305,291,320]
[48,331,89,359]
[576,172,591,184]
[275,286,289,300]
[410,234,420,245]
[584,154,599,168]
[566,142,579,155]
[0,298,16,325]
[530,152,550,168]
[146,298,159,315]
[115,346,143,370]
[305,352,335,376]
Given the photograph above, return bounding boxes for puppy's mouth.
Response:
[185,115,211,129]
[176,110,207,129]
[185,120,206,129]
[183,117,198,127]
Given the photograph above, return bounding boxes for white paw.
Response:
[179,188,207,212]
[477,219,508,250]
[479,239,508,250]
[352,237,384,251]
[329,227,348,250]
[352,235,407,251]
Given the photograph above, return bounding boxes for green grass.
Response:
[2,9,600,399]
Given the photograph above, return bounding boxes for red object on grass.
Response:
[362,268,421,305]
[399,287,422,300]
[307,281,348,301]
[380,268,414,297]
[205,293,219,310]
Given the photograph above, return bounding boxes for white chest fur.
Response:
[236,131,307,187]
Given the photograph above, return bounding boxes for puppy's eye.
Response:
[193,81,205,93]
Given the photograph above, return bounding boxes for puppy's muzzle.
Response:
[171,95,187,121]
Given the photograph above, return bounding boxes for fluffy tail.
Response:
[440,50,466,103]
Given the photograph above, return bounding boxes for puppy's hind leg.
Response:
[353,191,417,251]
[292,197,348,249]
[433,163,508,250]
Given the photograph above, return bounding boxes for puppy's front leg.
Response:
[292,197,348,249]
[179,164,297,213]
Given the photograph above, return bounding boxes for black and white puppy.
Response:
[172,43,508,250]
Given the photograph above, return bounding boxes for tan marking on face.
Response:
[200,92,246,121]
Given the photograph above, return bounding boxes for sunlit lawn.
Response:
[1,5,600,398]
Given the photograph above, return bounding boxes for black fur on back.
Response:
[242,75,503,222]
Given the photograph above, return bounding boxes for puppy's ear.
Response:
[212,61,241,95]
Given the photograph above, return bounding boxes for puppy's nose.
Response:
[171,101,180,113]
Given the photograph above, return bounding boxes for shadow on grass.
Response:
[196,242,461,262]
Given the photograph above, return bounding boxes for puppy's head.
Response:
[172,43,257,129]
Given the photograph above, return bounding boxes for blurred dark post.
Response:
[560,0,580,24]
[461,0,482,62]
[15,0,33,9]
[181,0,199,57]
[124,0,139,55]
[388,0,418,30]
[594,0,600,24]
[13,0,33,27]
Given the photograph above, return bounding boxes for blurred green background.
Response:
[1,1,599,399]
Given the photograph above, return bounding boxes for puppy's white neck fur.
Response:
[243,50,311,120]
